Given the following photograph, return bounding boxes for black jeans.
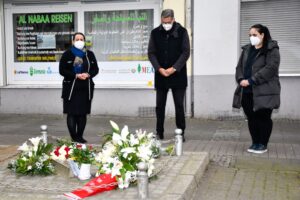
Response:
[156,88,186,136]
[242,93,273,146]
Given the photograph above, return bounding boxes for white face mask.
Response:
[250,36,261,46]
[74,41,85,50]
[162,23,173,31]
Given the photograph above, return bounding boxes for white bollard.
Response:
[137,162,149,200]
[175,129,183,156]
[40,125,48,144]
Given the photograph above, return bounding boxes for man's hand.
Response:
[159,68,169,77]
[165,67,176,76]
[159,67,176,77]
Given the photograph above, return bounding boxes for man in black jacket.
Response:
[148,9,190,141]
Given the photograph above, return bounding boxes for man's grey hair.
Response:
[161,9,174,18]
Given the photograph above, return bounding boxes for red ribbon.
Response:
[64,174,117,199]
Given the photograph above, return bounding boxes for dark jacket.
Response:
[148,22,190,89]
[59,49,99,101]
[233,40,281,111]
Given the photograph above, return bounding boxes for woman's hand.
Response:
[240,79,250,87]
[76,73,90,80]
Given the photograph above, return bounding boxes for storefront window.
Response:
[13,12,76,63]
[84,9,153,61]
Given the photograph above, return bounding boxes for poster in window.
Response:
[85,9,155,88]
[12,12,76,83]
[13,12,75,62]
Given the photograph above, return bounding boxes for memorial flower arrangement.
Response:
[8,136,55,176]
[51,140,96,165]
[95,121,161,189]
[71,143,96,164]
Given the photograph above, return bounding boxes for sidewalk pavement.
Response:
[0,114,299,199]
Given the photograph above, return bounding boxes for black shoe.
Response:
[77,137,87,143]
[253,144,268,154]
[156,133,164,140]
[247,143,258,153]
[182,135,186,143]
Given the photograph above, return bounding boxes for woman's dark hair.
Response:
[72,32,85,41]
[250,24,272,51]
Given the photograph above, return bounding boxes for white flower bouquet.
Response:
[8,136,55,175]
[95,121,161,189]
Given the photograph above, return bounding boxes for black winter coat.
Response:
[59,49,99,114]
[233,40,281,111]
[148,22,190,89]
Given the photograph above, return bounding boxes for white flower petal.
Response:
[29,137,42,148]
[121,125,129,142]
[112,133,123,146]
[110,120,120,132]
[18,142,29,152]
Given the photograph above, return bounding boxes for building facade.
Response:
[0,0,299,119]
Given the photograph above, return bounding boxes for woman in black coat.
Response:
[59,32,99,143]
[233,24,280,154]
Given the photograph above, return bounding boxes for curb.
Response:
[162,152,209,200]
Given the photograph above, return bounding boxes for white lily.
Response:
[147,132,154,139]
[121,147,136,159]
[125,170,137,183]
[110,120,120,132]
[102,163,112,174]
[102,142,116,157]
[18,142,29,152]
[129,134,139,146]
[136,129,146,140]
[121,125,129,142]
[95,152,104,162]
[137,144,152,161]
[118,178,129,189]
[111,158,123,177]
[112,132,123,146]
[29,137,42,151]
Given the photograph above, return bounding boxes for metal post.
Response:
[137,162,149,200]
[175,129,183,156]
[40,125,48,144]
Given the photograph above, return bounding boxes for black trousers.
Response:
[241,93,273,146]
[67,114,87,142]
[156,88,186,136]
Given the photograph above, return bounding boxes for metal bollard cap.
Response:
[40,125,47,131]
[175,128,182,135]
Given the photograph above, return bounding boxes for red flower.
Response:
[54,147,60,157]
[64,146,71,159]
[76,144,82,149]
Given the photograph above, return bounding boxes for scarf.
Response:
[71,46,86,74]
[71,46,86,58]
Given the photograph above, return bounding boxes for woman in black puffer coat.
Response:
[233,24,280,154]
[59,32,99,143]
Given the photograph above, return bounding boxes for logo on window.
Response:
[29,66,46,76]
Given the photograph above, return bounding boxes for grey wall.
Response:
[193,75,300,120]
[0,88,178,117]
[1,75,298,119]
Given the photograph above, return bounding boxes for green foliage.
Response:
[71,144,96,164]
[8,142,55,176]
